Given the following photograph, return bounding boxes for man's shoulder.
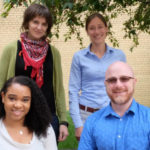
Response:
[86,106,109,123]
[136,102,150,112]
[134,101,150,121]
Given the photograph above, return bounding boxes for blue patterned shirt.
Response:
[78,99,150,150]
[69,44,126,128]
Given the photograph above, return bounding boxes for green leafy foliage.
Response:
[1,0,150,50]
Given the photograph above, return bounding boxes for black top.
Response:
[15,40,56,114]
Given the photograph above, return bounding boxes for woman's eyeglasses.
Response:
[105,76,134,84]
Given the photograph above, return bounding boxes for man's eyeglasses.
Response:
[105,76,134,84]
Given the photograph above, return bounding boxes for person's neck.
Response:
[90,43,106,58]
[111,98,133,117]
[3,117,32,143]
[3,117,24,129]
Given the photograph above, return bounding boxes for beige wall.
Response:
[0,2,150,108]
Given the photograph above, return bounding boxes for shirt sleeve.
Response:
[43,126,58,150]
[0,47,8,89]
[119,50,126,62]
[78,118,97,150]
[69,53,83,128]
[51,46,68,123]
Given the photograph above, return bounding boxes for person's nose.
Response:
[37,24,42,30]
[115,79,123,88]
[14,101,22,108]
[95,28,99,34]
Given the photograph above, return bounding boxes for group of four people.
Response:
[0,3,149,150]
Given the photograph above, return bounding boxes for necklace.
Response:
[3,120,24,136]
[19,130,23,135]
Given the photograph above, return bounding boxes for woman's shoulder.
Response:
[49,45,61,58]
[73,46,89,58]
[106,45,126,61]
[107,45,124,53]
[107,45,125,56]
[40,124,57,149]
[50,45,59,53]
[4,40,18,49]
[46,125,55,135]
[39,125,54,140]
[2,40,18,54]
[0,119,3,127]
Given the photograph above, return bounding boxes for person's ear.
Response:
[133,78,137,87]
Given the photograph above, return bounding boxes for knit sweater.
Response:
[0,41,67,123]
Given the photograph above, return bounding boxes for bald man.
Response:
[78,61,150,150]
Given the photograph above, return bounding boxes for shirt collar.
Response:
[104,99,136,118]
[83,44,114,56]
[126,99,137,114]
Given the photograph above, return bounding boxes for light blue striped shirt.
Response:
[78,99,150,150]
[69,44,126,128]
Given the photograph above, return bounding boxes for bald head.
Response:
[105,61,134,80]
[105,61,136,111]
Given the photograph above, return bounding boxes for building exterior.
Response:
[0,1,150,108]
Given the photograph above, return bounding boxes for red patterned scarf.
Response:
[20,32,48,87]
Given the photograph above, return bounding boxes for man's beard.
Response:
[108,89,134,105]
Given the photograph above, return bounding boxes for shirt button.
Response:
[118,135,121,138]
[120,118,122,121]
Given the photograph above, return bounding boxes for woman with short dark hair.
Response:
[0,76,57,149]
[0,3,68,141]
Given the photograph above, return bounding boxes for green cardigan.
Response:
[0,41,67,123]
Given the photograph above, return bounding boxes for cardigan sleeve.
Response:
[0,41,17,89]
[51,46,68,123]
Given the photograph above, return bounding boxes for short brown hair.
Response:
[85,13,107,31]
[22,4,53,39]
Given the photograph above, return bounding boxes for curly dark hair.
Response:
[0,76,51,137]
[21,3,53,39]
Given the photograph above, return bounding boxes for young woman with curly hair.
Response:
[0,76,57,150]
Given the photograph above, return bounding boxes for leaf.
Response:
[1,0,150,51]
[1,12,9,18]
[4,0,11,3]
[63,2,73,9]
[23,1,28,7]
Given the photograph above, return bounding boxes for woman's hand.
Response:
[58,125,69,142]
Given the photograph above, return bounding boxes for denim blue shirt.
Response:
[69,44,126,128]
[78,99,150,150]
